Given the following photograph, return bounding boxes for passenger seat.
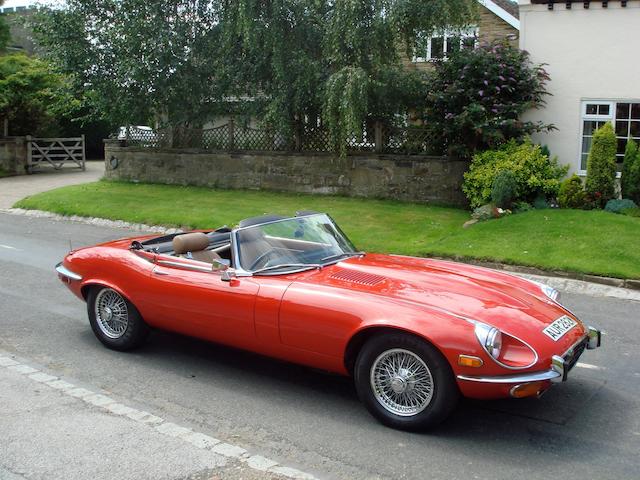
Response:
[172,232,221,264]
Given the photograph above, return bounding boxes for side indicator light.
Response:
[510,381,544,398]
[458,355,484,368]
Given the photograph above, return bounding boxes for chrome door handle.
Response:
[153,268,169,276]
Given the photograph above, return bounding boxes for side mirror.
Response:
[211,258,231,272]
[221,268,237,283]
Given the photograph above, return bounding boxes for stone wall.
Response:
[104,141,469,206]
[0,137,28,175]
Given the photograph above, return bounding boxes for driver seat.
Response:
[172,232,221,264]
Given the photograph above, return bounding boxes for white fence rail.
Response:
[27,135,86,172]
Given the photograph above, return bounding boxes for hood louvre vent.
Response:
[329,270,385,286]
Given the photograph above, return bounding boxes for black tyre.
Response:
[87,286,149,351]
[354,332,459,431]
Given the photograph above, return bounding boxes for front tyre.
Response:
[354,333,459,431]
[87,287,149,351]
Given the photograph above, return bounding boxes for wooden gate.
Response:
[27,135,86,172]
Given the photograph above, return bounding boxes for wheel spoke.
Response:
[95,288,129,339]
[369,348,434,416]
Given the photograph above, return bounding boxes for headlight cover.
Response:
[474,322,538,369]
[474,323,502,359]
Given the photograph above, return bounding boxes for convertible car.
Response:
[56,212,601,430]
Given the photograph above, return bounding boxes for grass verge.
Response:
[14,180,640,279]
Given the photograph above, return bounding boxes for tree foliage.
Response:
[621,139,640,203]
[32,1,224,128]
[31,0,478,148]
[423,41,553,158]
[585,122,617,208]
[0,53,70,136]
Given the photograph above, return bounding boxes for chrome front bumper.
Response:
[458,326,602,385]
[55,262,82,281]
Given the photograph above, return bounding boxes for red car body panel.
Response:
[58,233,590,400]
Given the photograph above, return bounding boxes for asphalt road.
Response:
[1,212,638,480]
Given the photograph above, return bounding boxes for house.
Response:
[519,0,640,176]
[0,5,36,55]
[405,0,520,68]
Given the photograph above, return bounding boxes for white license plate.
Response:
[543,315,577,341]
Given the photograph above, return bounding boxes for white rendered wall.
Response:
[518,0,640,174]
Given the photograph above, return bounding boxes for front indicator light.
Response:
[510,382,544,398]
[458,355,484,368]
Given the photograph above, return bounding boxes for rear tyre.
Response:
[87,286,149,351]
[354,332,459,431]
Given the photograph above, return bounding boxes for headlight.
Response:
[474,322,537,368]
[529,279,560,303]
[475,323,502,359]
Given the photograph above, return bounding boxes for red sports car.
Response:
[56,212,601,430]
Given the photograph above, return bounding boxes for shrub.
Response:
[491,170,517,208]
[605,198,638,214]
[622,207,640,217]
[621,139,640,203]
[512,201,533,213]
[533,195,550,209]
[558,174,586,209]
[463,140,568,208]
[585,123,617,208]
[422,41,553,159]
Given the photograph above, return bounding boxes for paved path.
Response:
[0,161,104,208]
[0,213,638,480]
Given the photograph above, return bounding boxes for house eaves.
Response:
[477,0,521,30]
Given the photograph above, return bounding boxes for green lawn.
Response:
[15,180,640,279]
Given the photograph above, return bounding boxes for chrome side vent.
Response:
[329,270,385,286]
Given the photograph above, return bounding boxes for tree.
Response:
[31,0,478,150]
[32,1,225,129]
[621,139,640,203]
[0,53,70,136]
[585,122,617,208]
[422,41,553,159]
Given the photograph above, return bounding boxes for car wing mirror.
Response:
[221,268,237,283]
[212,258,231,272]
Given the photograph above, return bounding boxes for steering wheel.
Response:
[249,249,280,270]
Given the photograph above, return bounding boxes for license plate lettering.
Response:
[543,315,577,341]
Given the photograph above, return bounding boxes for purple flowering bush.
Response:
[423,41,553,159]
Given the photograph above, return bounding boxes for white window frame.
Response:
[413,27,478,63]
[579,99,640,177]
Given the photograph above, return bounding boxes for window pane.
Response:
[581,153,588,171]
[581,136,592,153]
[616,120,629,137]
[586,104,598,115]
[599,104,610,116]
[617,138,627,155]
[462,36,476,49]
[616,103,631,119]
[632,103,640,120]
[431,37,444,59]
[597,121,607,129]
[446,36,461,56]
[630,121,640,138]
[583,121,597,135]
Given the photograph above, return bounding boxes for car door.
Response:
[144,255,260,349]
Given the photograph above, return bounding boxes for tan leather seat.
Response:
[172,232,221,264]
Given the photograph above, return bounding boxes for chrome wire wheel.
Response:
[94,288,129,339]
[370,348,434,417]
